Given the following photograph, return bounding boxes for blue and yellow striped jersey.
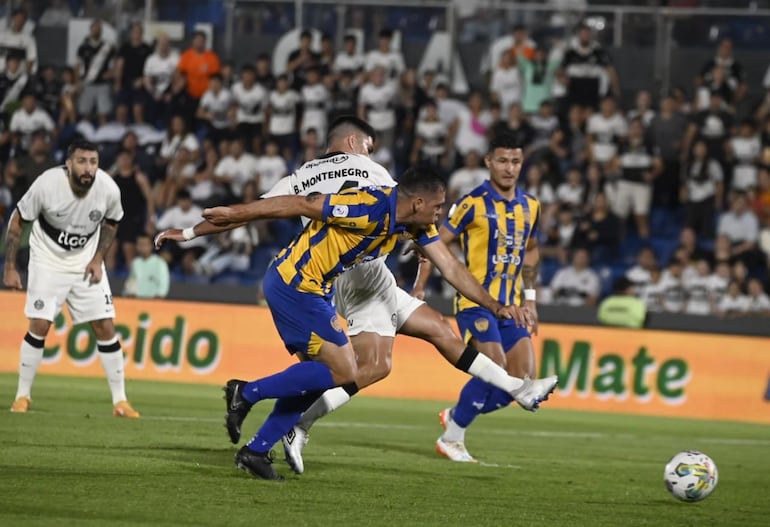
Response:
[274,186,439,295]
[445,180,540,311]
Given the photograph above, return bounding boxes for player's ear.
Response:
[484,155,491,169]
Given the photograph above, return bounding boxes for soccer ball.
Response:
[663,450,718,502]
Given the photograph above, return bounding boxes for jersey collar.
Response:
[482,179,521,203]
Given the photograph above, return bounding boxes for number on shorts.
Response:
[104,294,113,305]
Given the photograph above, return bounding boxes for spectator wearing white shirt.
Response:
[556,166,585,211]
[410,99,449,170]
[256,140,288,195]
[231,64,269,152]
[452,91,492,162]
[447,150,487,204]
[726,120,761,193]
[143,33,179,121]
[708,261,731,307]
[549,248,601,306]
[586,96,627,167]
[39,0,73,28]
[214,138,260,200]
[717,280,750,317]
[300,67,329,145]
[746,278,770,315]
[9,92,55,155]
[365,28,405,83]
[717,191,761,268]
[626,246,658,294]
[683,259,714,315]
[155,190,208,269]
[334,34,365,77]
[358,66,397,152]
[523,163,556,229]
[266,74,300,161]
[626,90,655,128]
[640,266,665,312]
[489,51,522,119]
[659,258,687,313]
[196,74,233,145]
[0,8,37,74]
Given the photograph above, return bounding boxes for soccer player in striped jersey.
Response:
[414,133,545,462]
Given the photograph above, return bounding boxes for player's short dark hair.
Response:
[327,115,377,146]
[67,140,99,158]
[487,132,522,154]
[397,165,446,197]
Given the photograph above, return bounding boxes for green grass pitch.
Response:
[1,373,768,527]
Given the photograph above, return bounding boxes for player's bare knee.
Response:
[89,319,116,341]
[28,319,52,337]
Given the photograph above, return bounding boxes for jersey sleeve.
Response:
[261,175,294,198]
[321,188,383,230]
[413,223,440,246]
[443,195,475,235]
[15,176,44,221]
[105,178,125,222]
[528,198,541,242]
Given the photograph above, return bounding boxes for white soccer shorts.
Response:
[334,258,424,337]
[24,261,116,324]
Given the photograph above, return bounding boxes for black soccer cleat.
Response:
[234,446,284,481]
[223,379,252,444]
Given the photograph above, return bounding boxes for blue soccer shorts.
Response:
[456,306,531,352]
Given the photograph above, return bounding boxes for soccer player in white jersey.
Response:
[155,117,557,475]
[3,140,140,418]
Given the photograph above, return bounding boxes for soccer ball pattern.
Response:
[664,450,719,502]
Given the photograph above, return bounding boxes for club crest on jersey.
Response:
[89,210,102,222]
[474,318,490,332]
[391,313,397,328]
[33,299,44,310]
[331,316,343,332]
[332,205,349,217]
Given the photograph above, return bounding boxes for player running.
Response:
[155,117,557,479]
[413,133,541,462]
[3,140,140,418]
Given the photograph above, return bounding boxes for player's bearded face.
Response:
[67,150,99,191]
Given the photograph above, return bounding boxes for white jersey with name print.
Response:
[262,151,421,337]
[16,166,123,273]
[232,81,268,125]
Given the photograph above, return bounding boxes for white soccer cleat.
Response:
[513,375,558,411]
[282,425,310,474]
[435,437,477,463]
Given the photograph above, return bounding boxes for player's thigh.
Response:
[335,261,399,338]
[502,324,535,378]
[456,307,506,366]
[632,183,652,216]
[67,267,116,325]
[394,286,425,331]
[24,262,73,324]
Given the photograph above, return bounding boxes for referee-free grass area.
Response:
[0,374,768,527]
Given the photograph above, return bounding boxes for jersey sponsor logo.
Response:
[492,253,521,265]
[39,215,96,251]
[332,205,349,217]
[474,318,490,332]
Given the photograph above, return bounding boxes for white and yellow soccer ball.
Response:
[663,450,719,502]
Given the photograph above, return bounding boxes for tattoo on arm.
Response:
[522,261,539,290]
[94,220,118,260]
[305,193,322,203]
[3,213,23,269]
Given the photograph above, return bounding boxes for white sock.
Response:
[97,338,127,405]
[466,353,524,393]
[298,387,352,430]
[15,332,45,400]
[441,408,466,443]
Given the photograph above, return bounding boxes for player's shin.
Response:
[454,346,524,393]
[247,392,322,453]
[97,337,127,405]
[15,332,45,400]
[297,383,359,431]
[242,362,337,403]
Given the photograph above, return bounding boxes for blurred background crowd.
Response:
[1,0,770,318]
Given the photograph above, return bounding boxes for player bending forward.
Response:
[3,140,139,418]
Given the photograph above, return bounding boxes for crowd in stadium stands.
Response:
[2,5,770,316]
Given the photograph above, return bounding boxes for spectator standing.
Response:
[254,53,275,91]
[177,30,221,101]
[110,149,154,270]
[696,38,746,108]
[648,94,688,208]
[77,19,116,125]
[574,191,621,264]
[452,91,492,164]
[517,47,560,116]
[9,92,55,155]
[627,90,655,128]
[30,65,60,122]
[560,23,618,111]
[489,51,522,119]
[13,132,56,193]
[358,66,397,152]
[365,29,405,83]
[549,248,601,306]
[286,30,321,91]
[300,67,329,145]
[231,64,268,152]
[682,139,723,240]
[726,120,761,193]
[265,74,300,161]
[196,73,233,145]
[491,103,534,153]
[446,150,487,204]
[143,33,179,120]
[586,95,627,168]
[256,140,288,195]
[0,55,29,116]
[684,93,733,174]
[717,192,760,268]
[124,233,170,298]
[214,138,260,201]
[333,34,364,77]
[0,8,37,74]
[114,22,153,122]
[328,69,359,122]
[411,98,449,170]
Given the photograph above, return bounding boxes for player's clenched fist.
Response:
[203,206,235,226]
[3,268,23,290]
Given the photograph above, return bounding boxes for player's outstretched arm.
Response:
[411,226,456,299]
[202,194,326,226]
[2,209,25,290]
[154,219,247,249]
[421,238,532,327]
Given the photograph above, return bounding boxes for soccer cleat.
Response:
[513,375,558,412]
[435,437,477,463]
[282,426,310,474]
[234,446,284,481]
[10,396,31,413]
[223,379,252,444]
[113,400,140,418]
[438,407,452,430]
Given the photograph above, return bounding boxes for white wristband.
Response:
[182,227,196,241]
[524,289,536,301]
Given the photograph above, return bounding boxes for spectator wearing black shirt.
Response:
[286,30,321,91]
[30,65,61,121]
[0,54,28,119]
[255,53,275,91]
[114,22,153,122]
[696,38,746,109]
[681,139,723,240]
[77,19,116,125]
[683,92,733,173]
[560,23,619,111]
[649,94,688,208]
[491,103,534,153]
[574,191,621,264]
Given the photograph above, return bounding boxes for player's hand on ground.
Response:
[203,206,234,226]
[154,229,183,249]
[83,259,103,284]
[3,268,23,290]
[524,302,539,335]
